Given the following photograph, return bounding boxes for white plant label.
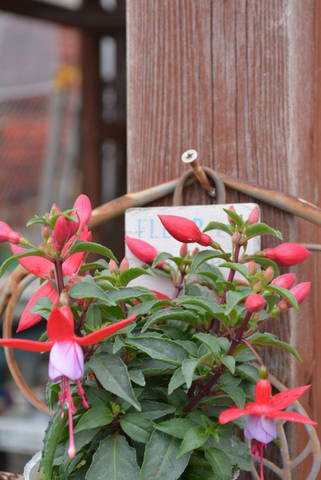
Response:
[125,204,260,296]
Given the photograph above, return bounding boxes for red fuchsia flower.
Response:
[158,215,212,246]
[11,229,92,332]
[271,273,296,289]
[262,243,310,266]
[0,221,22,244]
[247,206,260,224]
[126,236,164,266]
[0,305,136,459]
[245,294,266,313]
[219,378,316,480]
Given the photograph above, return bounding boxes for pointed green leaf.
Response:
[223,208,244,228]
[88,353,141,411]
[129,369,146,386]
[249,332,301,360]
[142,308,198,332]
[120,413,154,443]
[245,222,282,240]
[126,337,188,365]
[74,405,113,432]
[191,250,229,273]
[168,368,185,395]
[220,262,250,280]
[181,359,199,389]
[193,333,223,356]
[86,435,139,480]
[221,355,236,374]
[203,221,232,235]
[40,411,66,480]
[69,277,113,303]
[178,426,209,457]
[141,400,176,420]
[119,267,151,286]
[140,431,190,480]
[69,240,117,261]
[156,418,196,439]
[205,448,233,480]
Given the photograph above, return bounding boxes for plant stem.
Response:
[54,258,65,295]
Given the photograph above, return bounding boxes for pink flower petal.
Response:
[17,281,59,332]
[270,385,311,410]
[10,244,53,278]
[219,406,246,424]
[47,306,74,342]
[73,194,92,232]
[77,314,136,346]
[49,341,84,381]
[266,409,317,425]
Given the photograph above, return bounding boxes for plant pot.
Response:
[23,451,41,480]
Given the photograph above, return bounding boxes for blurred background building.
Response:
[0,0,126,472]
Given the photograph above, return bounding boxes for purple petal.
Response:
[244,415,277,444]
[49,341,84,381]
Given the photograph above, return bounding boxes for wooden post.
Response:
[127,0,321,468]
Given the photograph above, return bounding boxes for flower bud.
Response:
[52,216,77,252]
[126,236,158,264]
[245,293,266,312]
[192,247,199,257]
[151,290,171,300]
[247,206,260,224]
[158,215,212,246]
[227,205,236,224]
[271,273,296,289]
[119,257,129,272]
[109,259,119,273]
[290,282,311,304]
[247,261,257,275]
[231,231,241,245]
[179,243,188,257]
[263,243,310,266]
[263,266,274,282]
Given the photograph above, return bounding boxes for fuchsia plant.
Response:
[0,201,316,480]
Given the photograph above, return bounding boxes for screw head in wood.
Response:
[181,149,198,164]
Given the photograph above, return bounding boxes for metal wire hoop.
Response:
[173,167,226,206]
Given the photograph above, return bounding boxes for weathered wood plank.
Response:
[127,1,321,476]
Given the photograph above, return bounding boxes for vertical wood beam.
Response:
[126,0,321,464]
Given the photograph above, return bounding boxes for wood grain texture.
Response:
[127,0,321,475]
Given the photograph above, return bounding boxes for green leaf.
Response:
[193,333,223,356]
[151,252,173,268]
[156,418,196,439]
[129,369,146,386]
[221,355,236,374]
[141,400,176,420]
[74,405,113,432]
[69,240,117,261]
[176,296,224,316]
[168,368,185,395]
[245,222,283,240]
[40,411,66,480]
[205,448,233,480]
[178,426,209,457]
[69,277,113,303]
[126,336,188,365]
[225,290,249,314]
[220,262,250,280]
[26,214,48,227]
[142,308,198,332]
[220,384,246,408]
[86,435,139,480]
[235,364,259,383]
[140,431,190,480]
[88,353,141,411]
[191,250,229,273]
[120,413,154,443]
[119,267,151,286]
[266,284,299,309]
[223,208,244,228]
[249,332,301,360]
[203,221,232,235]
[30,296,53,319]
[0,249,46,277]
[107,287,155,304]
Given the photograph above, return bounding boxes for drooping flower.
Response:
[0,305,136,458]
[263,243,310,266]
[245,294,266,313]
[219,378,316,479]
[158,215,212,246]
